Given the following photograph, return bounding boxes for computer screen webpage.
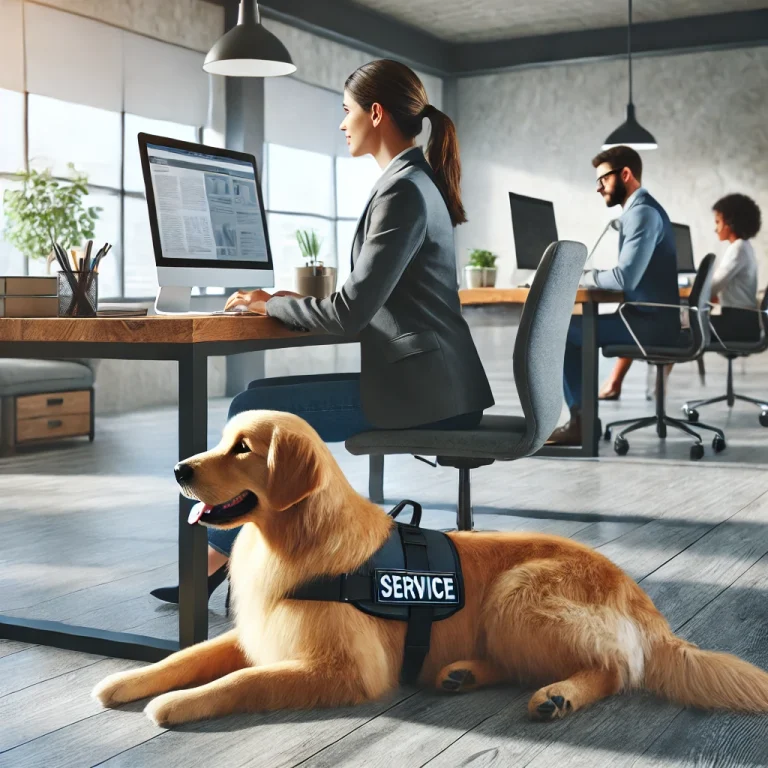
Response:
[146,144,269,263]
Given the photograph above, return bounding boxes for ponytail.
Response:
[422,105,466,227]
[345,59,468,228]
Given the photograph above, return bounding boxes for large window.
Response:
[0,4,217,300]
[1,95,200,299]
[263,75,381,293]
[264,144,380,292]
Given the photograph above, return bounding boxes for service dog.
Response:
[93,411,768,727]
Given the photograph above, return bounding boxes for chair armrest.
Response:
[617,303,704,361]
[619,301,699,312]
[707,301,768,315]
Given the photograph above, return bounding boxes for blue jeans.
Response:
[563,312,679,409]
[208,373,482,557]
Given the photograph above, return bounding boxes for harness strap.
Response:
[399,524,433,685]
[289,571,371,603]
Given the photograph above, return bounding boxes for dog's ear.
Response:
[266,426,323,511]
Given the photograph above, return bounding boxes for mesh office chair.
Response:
[603,253,724,461]
[682,283,768,427]
[346,240,588,531]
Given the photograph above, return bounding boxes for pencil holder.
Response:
[58,271,98,317]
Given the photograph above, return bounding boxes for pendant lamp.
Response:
[204,0,296,77]
[603,0,657,150]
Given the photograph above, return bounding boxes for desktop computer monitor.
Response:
[672,222,696,274]
[139,133,274,313]
[509,192,558,272]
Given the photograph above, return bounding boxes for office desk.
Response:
[0,315,349,661]
[459,287,693,458]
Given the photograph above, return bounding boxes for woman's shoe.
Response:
[598,385,621,401]
[150,564,229,607]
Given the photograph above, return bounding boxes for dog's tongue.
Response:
[187,502,212,525]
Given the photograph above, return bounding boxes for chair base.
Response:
[682,357,768,426]
[606,364,725,460]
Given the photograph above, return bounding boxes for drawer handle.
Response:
[47,419,63,429]
[47,397,64,406]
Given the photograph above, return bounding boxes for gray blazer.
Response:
[266,147,494,429]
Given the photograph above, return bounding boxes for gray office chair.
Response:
[603,253,725,461]
[346,240,588,531]
[682,284,768,427]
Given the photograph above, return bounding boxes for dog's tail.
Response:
[644,630,768,712]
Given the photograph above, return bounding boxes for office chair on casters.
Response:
[682,285,768,427]
[602,253,725,461]
[345,240,589,531]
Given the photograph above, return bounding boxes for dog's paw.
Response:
[92,670,148,707]
[528,688,573,721]
[145,692,199,728]
[439,668,477,693]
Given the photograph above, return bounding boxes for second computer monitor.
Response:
[509,192,558,270]
[672,222,696,274]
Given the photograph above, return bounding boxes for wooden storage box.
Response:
[1,388,94,455]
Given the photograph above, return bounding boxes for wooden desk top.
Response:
[0,315,313,345]
[0,286,696,344]
[459,286,692,306]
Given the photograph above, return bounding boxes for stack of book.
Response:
[0,276,59,317]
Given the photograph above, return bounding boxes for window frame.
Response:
[0,93,204,300]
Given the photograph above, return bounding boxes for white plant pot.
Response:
[464,266,484,288]
[482,268,497,287]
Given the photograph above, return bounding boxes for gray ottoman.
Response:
[0,359,95,455]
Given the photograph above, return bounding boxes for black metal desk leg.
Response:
[581,302,600,457]
[178,346,209,648]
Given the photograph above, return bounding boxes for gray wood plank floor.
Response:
[2,323,768,767]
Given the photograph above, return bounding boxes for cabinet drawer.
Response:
[16,413,91,444]
[16,390,91,421]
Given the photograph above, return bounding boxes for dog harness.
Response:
[288,500,464,684]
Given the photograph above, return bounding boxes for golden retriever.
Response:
[93,410,768,727]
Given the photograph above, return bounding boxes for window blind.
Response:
[0,0,24,92]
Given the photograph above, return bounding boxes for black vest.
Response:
[289,501,464,683]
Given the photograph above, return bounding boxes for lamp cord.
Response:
[627,0,633,104]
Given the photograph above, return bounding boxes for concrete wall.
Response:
[454,47,768,285]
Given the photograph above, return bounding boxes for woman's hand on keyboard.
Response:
[224,289,272,315]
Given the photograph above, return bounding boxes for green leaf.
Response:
[2,163,102,260]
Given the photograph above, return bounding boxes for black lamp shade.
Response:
[603,103,658,151]
[203,2,296,77]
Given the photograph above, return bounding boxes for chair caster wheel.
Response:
[712,435,726,453]
[603,427,612,441]
[614,436,629,456]
[683,406,699,423]
[690,443,705,461]
[760,411,768,428]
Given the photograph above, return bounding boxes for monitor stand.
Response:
[513,268,535,288]
[153,286,192,315]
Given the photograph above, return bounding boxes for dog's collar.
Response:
[288,501,464,684]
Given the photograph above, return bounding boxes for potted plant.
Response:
[2,164,101,274]
[295,229,337,299]
[465,249,499,288]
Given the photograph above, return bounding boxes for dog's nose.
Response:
[174,463,194,484]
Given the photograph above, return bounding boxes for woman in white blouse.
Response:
[710,193,762,342]
[598,193,762,400]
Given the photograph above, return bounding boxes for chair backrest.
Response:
[513,240,588,455]
[760,282,768,338]
[687,253,716,355]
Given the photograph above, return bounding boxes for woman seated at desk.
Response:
[151,59,494,605]
[599,193,762,401]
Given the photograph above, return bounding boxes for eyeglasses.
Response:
[596,168,621,190]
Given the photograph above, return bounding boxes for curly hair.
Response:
[713,194,762,240]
